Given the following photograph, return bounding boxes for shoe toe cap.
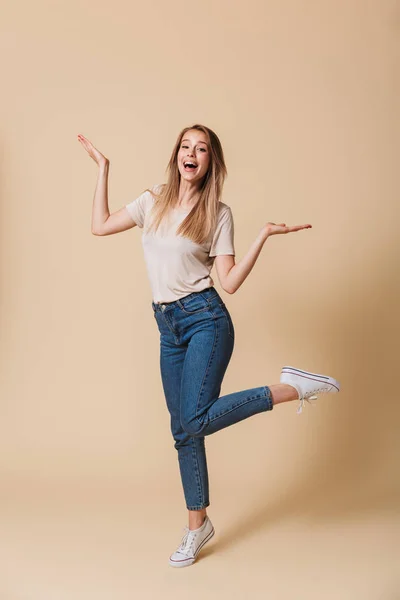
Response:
[169,550,194,567]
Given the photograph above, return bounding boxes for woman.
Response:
[78,124,340,568]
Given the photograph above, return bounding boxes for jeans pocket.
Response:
[177,293,210,314]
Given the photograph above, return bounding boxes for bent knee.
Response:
[180,417,204,437]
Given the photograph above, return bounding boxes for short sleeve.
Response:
[125,188,155,228]
[209,206,235,257]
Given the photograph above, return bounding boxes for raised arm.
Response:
[215,221,312,294]
[77,134,138,236]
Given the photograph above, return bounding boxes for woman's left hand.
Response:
[261,222,312,239]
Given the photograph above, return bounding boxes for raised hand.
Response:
[261,221,312,238]
[77,134,109,168]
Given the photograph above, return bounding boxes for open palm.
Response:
[263,221,312,237]
[77,134,109,167]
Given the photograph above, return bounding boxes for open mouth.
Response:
[183,161,198,171]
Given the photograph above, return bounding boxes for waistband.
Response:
[152,286,220,313]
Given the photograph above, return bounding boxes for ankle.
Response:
[188,512,207,530]
[270,383,299,405]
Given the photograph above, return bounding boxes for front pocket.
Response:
[177,294,209,314]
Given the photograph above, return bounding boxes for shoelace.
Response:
[297,383,334,414]
[297,394,318,414]
[177,526,199,557]
[297,380,335,415]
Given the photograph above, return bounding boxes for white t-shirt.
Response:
[125,185,235,303]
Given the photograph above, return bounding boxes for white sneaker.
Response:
[169,516,215,568]
[280,366,340,414]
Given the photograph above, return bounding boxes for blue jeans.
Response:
[152,286,273,510]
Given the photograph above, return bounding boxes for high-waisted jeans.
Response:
[152,286,273,510]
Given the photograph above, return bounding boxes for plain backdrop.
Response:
[1,0,399,598]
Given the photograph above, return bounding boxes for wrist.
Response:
[257,231,269,244]
[99,159,109,171]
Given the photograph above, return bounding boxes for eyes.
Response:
[181,145,207,152]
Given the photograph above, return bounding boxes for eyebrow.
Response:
[181,139,208,146]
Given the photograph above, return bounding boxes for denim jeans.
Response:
[152,286,273,510]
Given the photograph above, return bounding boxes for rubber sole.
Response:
[169,526,215,568]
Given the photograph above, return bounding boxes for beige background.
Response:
[1,0,399,598]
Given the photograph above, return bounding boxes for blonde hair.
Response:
[144,124,228,245]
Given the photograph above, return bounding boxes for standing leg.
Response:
[159,335,210,515]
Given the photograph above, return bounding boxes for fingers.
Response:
[77,135,89,148]
[268,224,312,235]
[77,134,98,161]
[268,221,311,231]
[77,134,94,149]
[288,224,312,232]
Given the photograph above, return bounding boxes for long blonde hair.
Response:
[144,124,228,245]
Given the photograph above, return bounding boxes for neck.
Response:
[177,179,201,208]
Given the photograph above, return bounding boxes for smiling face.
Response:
[177,129,211,183]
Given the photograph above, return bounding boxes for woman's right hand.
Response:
[77,134,109,168]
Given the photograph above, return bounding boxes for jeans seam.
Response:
[208,387,273,424]
[178,305,210,315]
[191,437,204,506]
[217,300,234,339]
[187,501,210,510]
[177,291,209,315]
[194,306,218,425]
[160,312,180,343]
[224,312,234,340]
[264,386,274,410]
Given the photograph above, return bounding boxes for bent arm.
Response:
[214,231,268,294]
[91,162,137,235]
